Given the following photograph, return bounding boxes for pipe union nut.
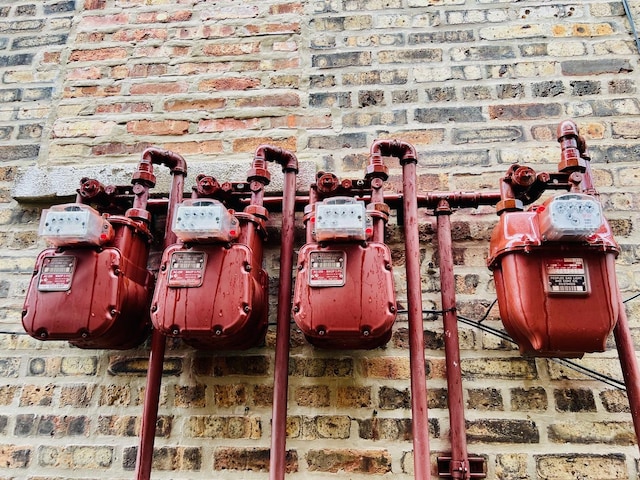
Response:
[364,163,389,180]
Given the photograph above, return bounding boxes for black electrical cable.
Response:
[622,0,640,55]
[396,299,629,391]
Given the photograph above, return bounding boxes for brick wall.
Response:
[1,0,640,478]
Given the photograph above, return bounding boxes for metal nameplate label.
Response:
[38,256,76,292]
[168,251,206,287]
[308,250,346,287]
[545,257,589,294]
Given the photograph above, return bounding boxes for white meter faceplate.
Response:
[314,197,371,242]
[39,203,113,247]
[538,193,603,241]
[173,199,239,243]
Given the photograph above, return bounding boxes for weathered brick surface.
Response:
[0,0,638,478]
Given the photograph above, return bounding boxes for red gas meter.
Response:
[292,173,396,349]
[488,138,621,357]
[150,176,269,350]
[22,188,154,349]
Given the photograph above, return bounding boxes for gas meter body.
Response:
[151,199,268,350]
[22,204,153,349]
[488,194,620,358]
[293,196,396,349]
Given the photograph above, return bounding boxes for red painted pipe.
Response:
[368,140,431,480]
[254,146,299,480]
[613,303,640,454]
[435,200,470,479]
[135,148,187,480]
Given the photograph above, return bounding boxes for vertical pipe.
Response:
[402,161,432,480]
[269,167,297,480]
[435,201,470,479]
[613,303,640,454]
[135,328,166,480]
[368,140,431,479]
[135,149,186,480]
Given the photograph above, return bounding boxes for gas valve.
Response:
[293,175,396,349]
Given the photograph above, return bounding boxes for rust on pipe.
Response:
[367,139,431,480]
[435,200,471,479]
[258,146,298,480]
[135,148,187,480]
[613,303,640,454]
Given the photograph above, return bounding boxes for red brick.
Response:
[70,47,128,62]
[84,0,106,8]
[269,3,303,14]
[127,120,190,136]
[203,25,236,38]
[91,142,152,156]
[130,82,188,95]
[162,140,224,155]
[203,42,261,56]
[164,98,226,112]
[76,32,105,43]
[270,115,332,129]
[178,62,231,75]
[133,46,190,59]
[199,77,261,91]
[198,118,263,133]
[79,14,129,29]
[95,102,152,114]
[135,10,192,23]
[245,23,300,35]
[112,28,168,42]
[68,67,102,80]
[63,85,121,98]
[272,58,300,69]
[231,136,296,153]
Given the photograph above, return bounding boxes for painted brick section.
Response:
[0,0,639,479]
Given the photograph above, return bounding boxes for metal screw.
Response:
[293,305,300,313]
[385,263,391,270]
[151,305,158,312]
[243,305,250,313]
[389,305,396,313]
[244,264,252,272]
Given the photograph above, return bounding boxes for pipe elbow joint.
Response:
[251,145,298,181]
[142,147,188,176]
[367,140,417,180]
